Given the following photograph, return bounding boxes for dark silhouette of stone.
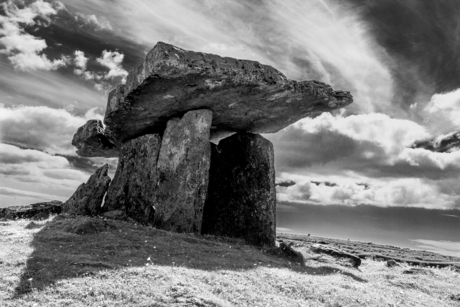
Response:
[153,109,212,233]
[202,132,276,246]
[72,119,119,158]
[0,200,62,220]
[103,134,161,224]
[62,164,111,216]
[104,42,353,143]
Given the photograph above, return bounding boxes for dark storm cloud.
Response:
[342,0,460,110]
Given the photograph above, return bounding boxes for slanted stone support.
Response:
[63,164,111,216]
[201,132,276,247]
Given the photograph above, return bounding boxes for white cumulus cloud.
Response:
[96,50,128,82]
[0,0,67,71]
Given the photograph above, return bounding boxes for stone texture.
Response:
[62,164,111,215]
[201,132,276,246]
[103,134,161,224]
[411,130,460,153]
[104,42,353,143]
[0,200,62,220]
[153,109,213,233]
[72,119,119,158]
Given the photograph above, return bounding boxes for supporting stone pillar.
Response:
[63,164,111,216]
[201,132,276,247]
[153,109,213,233]
[103,134,161,223]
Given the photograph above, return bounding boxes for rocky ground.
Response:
[1,215,459,307]
[278,233,460,264]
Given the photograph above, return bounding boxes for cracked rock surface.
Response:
[103,42,353,143]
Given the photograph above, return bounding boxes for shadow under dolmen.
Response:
[14,216,366,296]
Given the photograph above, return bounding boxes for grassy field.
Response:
[0,216,459,307]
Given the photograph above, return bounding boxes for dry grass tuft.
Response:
[0,216,459,307]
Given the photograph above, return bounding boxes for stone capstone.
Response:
[0,200,62,220]
[103,134,161,224]
[153,109,212,233]
[103,41,353,144]
[62,164,111,215]
[201,132,276,246]
[72,119,119,158]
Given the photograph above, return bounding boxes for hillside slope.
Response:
[0,216,459,307]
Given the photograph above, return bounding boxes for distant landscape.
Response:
[277,202,460,257]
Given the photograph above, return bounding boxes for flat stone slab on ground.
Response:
[103,42,353,143]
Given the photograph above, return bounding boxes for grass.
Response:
[0,216,459,307]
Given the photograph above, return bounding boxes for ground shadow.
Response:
[13,216,366,296]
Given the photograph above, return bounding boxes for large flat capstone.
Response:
[103,134,161,224]
[153,109,212,233]
[201,132,276,246]
[103,42,353,144]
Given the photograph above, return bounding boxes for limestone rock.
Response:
[104,42,353,143]
[201,132,276,246]
[153,109,212,233]
[103,134,161,223]
[62,164,111,215]
[72,119,119,158]
[0,200,62,220]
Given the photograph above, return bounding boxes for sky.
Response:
[0,0,460,245]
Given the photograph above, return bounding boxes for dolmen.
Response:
[64,42,353,246]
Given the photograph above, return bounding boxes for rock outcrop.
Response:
[201,133,276,246]
[0,200,62,220]
[103,135,162,223]
[153,109,212,233]
[62,164,111,215]
[72,120,119,158]
[100,42,352,144]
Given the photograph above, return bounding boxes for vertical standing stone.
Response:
[201,132,276,246]
[103,134,161,223]
[153,109,213,233]
[63,164,111,216]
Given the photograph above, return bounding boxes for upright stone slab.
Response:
[62,164,111,215]
[153,109,213,233]
[201,133,276,246]
[103,134,161,223]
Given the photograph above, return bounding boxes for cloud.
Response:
[0,0,67,71]
[75,12,113,30]
[0,186,66,204]
[0,143,116,206]
[276,175,459,209]
[411,239,460,257]
[96,50,128,82]
[73,50,88,75]
[0,104,103,154]
[422,88,460,134]
[267,112,460,180]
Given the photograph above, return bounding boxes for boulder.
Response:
[62,164,111,215]
[0,200,62,220]
[153,109,212,233]
[201,132,276,246]
[72,119,119,158]
[103,134,161,223]
[103,42,353,144]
